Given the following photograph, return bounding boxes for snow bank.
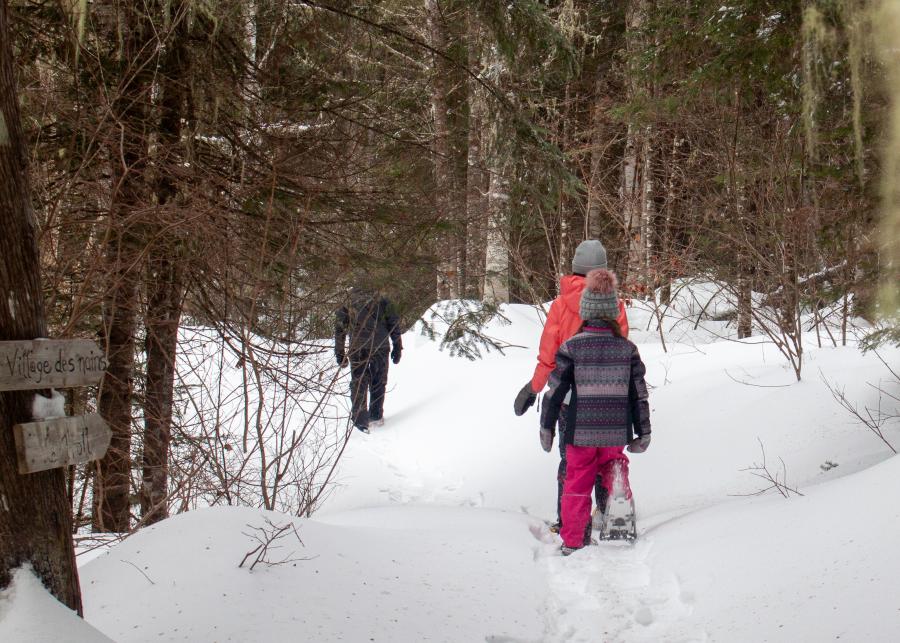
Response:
[647,454,900,642]
[0,566,113,642]
[80,506,547,642]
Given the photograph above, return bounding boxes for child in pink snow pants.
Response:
[539,269,652,553]
[559,446,630,549]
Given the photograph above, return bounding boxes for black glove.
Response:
[391,344,402,364]
[513,382,537,416]
[627,433,651,453]
[540,426,555,452]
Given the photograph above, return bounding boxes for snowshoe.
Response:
[598,494,637,542]
[596,461,637,541]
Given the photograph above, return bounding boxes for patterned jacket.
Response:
[530,275,629,393]
[540,323,651,447]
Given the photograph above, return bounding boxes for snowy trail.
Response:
[349,403,702,640]
[350,427,695,642]
[320,300,900,642]
[536,534,703,643]
[355,415,705,643]
[323,313,708,641]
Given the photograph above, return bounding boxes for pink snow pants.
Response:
[560,445,631,548]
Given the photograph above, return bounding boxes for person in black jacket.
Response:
[335,288,403,433]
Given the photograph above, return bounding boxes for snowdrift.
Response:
[80,506,547,642]
[0,567,113,643]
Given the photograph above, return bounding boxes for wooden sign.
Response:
[13,413,112,474]
[0,339,107,391]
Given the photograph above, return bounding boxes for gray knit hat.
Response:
[571,240,608,275]
[580,269,620,322]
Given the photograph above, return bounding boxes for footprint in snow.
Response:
[634,605,654,626]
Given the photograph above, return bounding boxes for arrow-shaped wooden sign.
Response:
[13,413,112,474]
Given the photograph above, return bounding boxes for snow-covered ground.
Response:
[3,287,899,642]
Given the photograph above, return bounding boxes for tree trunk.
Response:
[426,0,456,299]
[557,83,577,279]
[622,122,644,291]
[454,61,470,299]
[638,127,655,292]
[584,3,627,270]
[465,16,488,299]
[737,253,753,338]
[781,215,801,342]
[93,3,153,532]
[586,96,627,268]
[484,163,509,302]
[141,257,183,524]
[94,233,141,533]
[735,184,753,339]
[622,0,651,295]
[426,0,469,300]
[465,109,488,298]
[652,132,677,305]
[0,0,82,612]
[140,0,190,527]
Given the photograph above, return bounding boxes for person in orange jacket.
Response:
[513,239,629,534]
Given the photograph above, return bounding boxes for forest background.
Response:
[1,0,899,615]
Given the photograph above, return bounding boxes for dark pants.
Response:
[350,350,389,428]
[556,405,607,528]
